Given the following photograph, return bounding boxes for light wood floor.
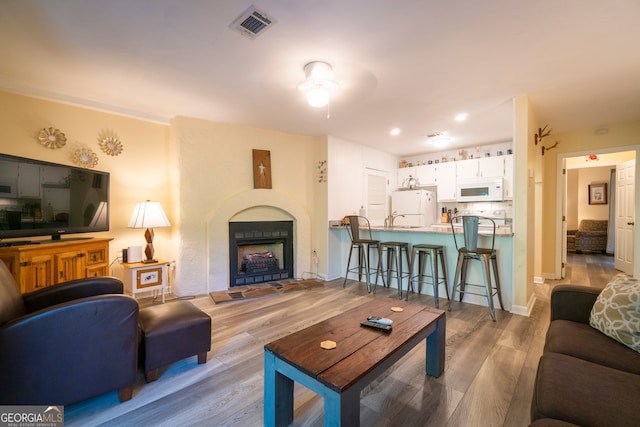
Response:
[65,254,618,427]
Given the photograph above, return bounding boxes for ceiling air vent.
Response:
[230,5,277,39]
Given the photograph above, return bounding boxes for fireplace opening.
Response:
[239,244,282,274]
[229,221,293,287]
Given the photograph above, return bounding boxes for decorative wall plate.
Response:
[38,127,67,149]
[72,147,99,168]
[99,136,124,156]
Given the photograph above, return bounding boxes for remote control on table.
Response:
[360,320,392,333]
[367,316,393,326]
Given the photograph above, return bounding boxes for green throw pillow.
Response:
[589,274,640,353]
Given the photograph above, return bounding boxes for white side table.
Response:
[122,260,168,303]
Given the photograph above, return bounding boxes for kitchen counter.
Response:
[330,223,513,236]
[370,224,513,236]
[328,222,514,312]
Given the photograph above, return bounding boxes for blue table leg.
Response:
[264,349,294,427]
[425,315,446,377]
[324,387,360,427]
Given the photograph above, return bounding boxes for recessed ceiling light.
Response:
[455,113,468,122]
[390,128,401,136]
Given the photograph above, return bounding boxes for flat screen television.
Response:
[0,153,109,243]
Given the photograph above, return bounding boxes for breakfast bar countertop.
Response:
[328,220,514,312]
[330,223,513,236]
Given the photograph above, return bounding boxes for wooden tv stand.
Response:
[0,237,112,294]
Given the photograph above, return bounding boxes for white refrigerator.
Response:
[390,190,437,227]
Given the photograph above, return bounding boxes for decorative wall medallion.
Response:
[37,127,67,149]
[98,136,124,156]
[72,147,99,168]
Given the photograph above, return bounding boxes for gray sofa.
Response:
[530,285,640,426]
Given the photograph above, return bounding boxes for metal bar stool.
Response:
[375,241,411,299]
[448,215,504,321]
[407,243,450,308]
[343,215,381,293]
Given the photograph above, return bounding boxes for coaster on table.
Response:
[320,340,337,350]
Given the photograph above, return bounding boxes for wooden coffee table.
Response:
[264,298,445,426]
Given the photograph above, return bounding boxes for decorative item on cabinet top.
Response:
[37,127,67,149]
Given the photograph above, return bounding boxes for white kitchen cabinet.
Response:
[478,156,505,178]
[435,162,457,201]
[17,163,41,198]
[397,166,416,188]
[456,158,479,179]
[414,164,437,186]
[456,156,505,179]
[503,154,514,200]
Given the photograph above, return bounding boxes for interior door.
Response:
[615,159,635,274]
[364,168,388,226]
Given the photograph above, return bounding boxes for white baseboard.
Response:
[534,276,545,284]
[510,292,536,317]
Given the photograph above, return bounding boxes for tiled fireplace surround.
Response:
[206,190,311,292]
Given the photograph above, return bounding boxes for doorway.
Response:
[557,149,637,278]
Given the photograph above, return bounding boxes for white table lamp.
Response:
[128,200,171,263]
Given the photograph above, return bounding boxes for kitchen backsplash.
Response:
[437,200,513,223]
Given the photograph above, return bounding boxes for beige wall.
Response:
[576,166,611,222]
[541,120,640,278]
[7,89,637,299]
[566,169,579,230]
[511,95,538,314]
[0,91,173,277]
[0,91,328,295]
[172,117,326,294]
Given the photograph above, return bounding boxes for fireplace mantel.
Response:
[206,189,311,292]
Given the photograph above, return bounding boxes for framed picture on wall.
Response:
[588,183,607,205]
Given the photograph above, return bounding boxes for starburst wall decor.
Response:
[98,135,124,156]
[72,147,99,168]
[37,127,67,149]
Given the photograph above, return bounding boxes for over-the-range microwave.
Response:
[456,178,504,202]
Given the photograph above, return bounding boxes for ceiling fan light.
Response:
[298,61,339,108]
[306,87,330,107]
[428,136,453,148]
[432,139,450,148]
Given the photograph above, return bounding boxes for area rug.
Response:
[209,279,324,304]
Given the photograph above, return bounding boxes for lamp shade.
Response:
[128,201,171,229]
